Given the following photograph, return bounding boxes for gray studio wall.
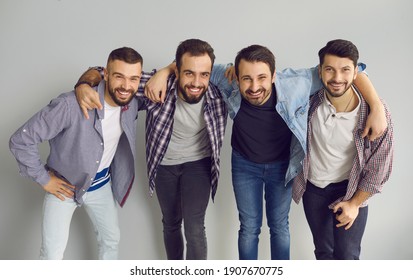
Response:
[1,0,411,260]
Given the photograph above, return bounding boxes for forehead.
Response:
[322,54,354,68]
[107,59,142,75]
[238,59,271,76]
[180,53,212,71]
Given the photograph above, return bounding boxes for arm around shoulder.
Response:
[354,72,387,141]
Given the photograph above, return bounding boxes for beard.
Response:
[107,79,135,106]
[322,80,353,98]
[177,79,207,104]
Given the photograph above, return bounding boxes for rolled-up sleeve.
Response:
[9,96,71,186]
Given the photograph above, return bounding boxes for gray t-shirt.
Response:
[161,96,211,165]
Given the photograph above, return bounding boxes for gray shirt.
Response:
[9,80,140,206]
[161,95,211,165]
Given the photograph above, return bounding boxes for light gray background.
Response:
[1,0,411,260]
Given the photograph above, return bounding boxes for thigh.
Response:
[231,150,264,221]
[181,158,211,219]
[334,206,368,259]
[302,183,334,238]
[41,193,77,257]
[155,164,182,222]
[264,160,291,225]
[83,182,119,236]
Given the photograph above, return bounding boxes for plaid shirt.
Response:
[137,71,228,200]
[292,88,394,208]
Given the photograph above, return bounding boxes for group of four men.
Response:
[9,38,393,260]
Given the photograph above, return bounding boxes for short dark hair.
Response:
[107,47,143,66]
[318,39,359,67]
[234,45,276,77]
[175,39,215,71]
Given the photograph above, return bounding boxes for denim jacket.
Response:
[9,80,140,206]
[211,64,324,184]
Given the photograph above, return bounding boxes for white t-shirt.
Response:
[308,91,361,188]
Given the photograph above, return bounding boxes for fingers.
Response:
[161,86,166,103]
[335,212,355,230]
[362,127,385,141]
[54,193,66,201]
[81,106,90,120]
[60,187,74,198]
[361,127,370,139]
[344,220,354,230]
[144,86,161,103]
[44,175,75,201]
[368,129,384,141]
[225,66,236,83]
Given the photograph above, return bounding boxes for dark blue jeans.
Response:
[232,150,292,260]
[303,181,368,260]
[155,157,211,260]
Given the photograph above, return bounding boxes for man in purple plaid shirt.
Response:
[75,39,227,260]
[292,39,394,260]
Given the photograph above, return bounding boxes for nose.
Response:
[122,78,131,90]
[250,79,260,92]
[332,71,342,81]
[192,75,201,87]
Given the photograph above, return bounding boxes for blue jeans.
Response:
[303,181,368,260]
[231,150,292,260]
[41,181,120,259]
[155,157,211,260]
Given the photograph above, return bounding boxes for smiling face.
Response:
[175,53,212,104]
[104,59,142,107]
[237,59,276,106]
[319,54,357,99]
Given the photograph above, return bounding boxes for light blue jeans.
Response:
[40,182,120,259]
[231,150,292,260]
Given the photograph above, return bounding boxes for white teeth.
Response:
[117,90,129,96]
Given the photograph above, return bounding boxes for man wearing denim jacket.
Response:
[9,47,142,259]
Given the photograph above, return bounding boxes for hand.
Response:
[42,173,75,201]
[75,84,102,119]
[333,201,359,230]
[362,103,387,141]
[144,63,175,103]
[224,65,236,83]
[144,73,167,103]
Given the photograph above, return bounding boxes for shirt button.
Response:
[332,114,336,117]
[101,143,103,145]
[90,178,93,181]
[96,161,99,164]
[23,129,27,132]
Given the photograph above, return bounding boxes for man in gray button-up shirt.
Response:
[9,47,142,259]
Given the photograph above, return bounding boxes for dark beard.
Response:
[322,80,352,98]
[178,82,206,104]
[107,78,135,106]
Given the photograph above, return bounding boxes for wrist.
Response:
[74,80,94,89]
